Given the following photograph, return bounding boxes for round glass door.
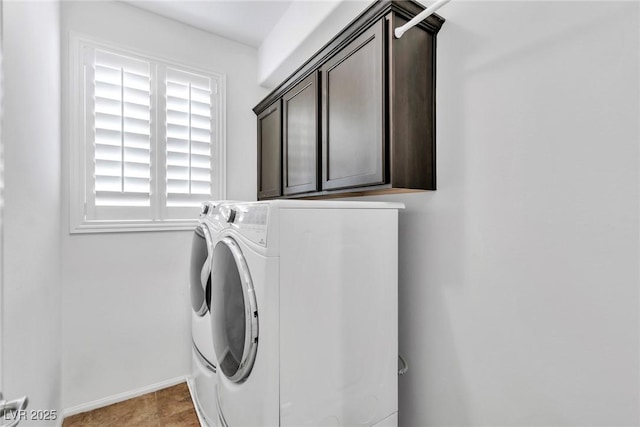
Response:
[210,237,259,383]
[190,224,212,316]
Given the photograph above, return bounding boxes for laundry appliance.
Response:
[189,200,225,427]
[208,200,403,427]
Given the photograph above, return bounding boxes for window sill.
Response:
[70,219,198,234]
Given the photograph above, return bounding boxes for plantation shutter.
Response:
[89,48,152,212]
[75,38,225,231]
[165,68,214,208]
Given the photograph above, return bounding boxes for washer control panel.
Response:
[228,204,269,247]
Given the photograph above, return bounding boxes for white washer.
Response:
[210,200,403,427]
[189,201,225,427]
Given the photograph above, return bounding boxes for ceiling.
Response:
[123,0,294,47]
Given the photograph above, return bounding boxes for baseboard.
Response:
[62,375,188,418]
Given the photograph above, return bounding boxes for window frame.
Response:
[69,33,227,233]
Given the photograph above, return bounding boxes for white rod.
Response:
[394,0,451,39]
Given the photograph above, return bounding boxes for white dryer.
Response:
[189,200,225,427]
[209,200,403,427]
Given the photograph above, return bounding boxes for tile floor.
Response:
[62,382,200,427]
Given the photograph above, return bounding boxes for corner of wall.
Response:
[1,0,63,419]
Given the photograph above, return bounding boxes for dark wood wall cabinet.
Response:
[253,0,444,200]
[283,73,319,196]
[257,101,282,199]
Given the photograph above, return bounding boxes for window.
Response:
[70,35,226,233]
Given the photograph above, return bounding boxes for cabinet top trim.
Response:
[253,0,444,115]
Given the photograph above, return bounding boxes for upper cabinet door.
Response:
[283,73,319,196]
[321,20,385,191]
[257,101,282,199]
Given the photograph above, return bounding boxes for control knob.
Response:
[224,208,237,223]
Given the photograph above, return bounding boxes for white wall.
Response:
[261,1,640,425]
[61,1,265,409]
[2,1,62,423]
[257,0,369,88]
[389,1,638,425]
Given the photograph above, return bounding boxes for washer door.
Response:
[190,224,212,316]
[210,237,259,383]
